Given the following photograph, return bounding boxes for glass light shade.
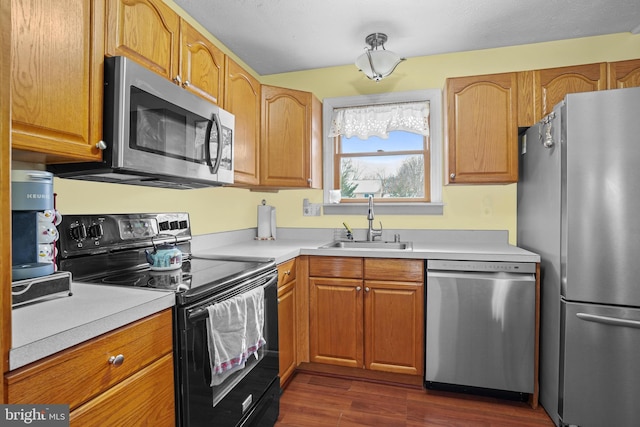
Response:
[355,49,405,81]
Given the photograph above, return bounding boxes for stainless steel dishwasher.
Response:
[425,260,536,397]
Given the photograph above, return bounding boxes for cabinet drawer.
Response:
[69,353,175,427]
[278,258,296,287]
[6,309,173,410]
[309,256,363,279]
[364,258,424,282]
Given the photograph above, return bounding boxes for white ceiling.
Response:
[173,0,640,76]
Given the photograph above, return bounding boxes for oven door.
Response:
[107,56,234,185]
[175,271,279,427]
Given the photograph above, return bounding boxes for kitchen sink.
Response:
[318,240,413,250]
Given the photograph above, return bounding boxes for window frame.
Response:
[335,131,430,202]
[322,89,443,216]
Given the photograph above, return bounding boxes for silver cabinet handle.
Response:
[183,80,190,87]
[576,312,640,329]
[365,287,370,292]
[450,173,456,180]
[356,286,361,291]
[108,354,125,366]
[95,140,107,150]
[173,75,182,85]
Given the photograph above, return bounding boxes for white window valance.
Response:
[329,102,429,139]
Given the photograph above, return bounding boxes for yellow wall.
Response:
[51,32,640,242]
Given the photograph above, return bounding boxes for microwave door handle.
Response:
[204,118,214,168]
[210,113,223,174]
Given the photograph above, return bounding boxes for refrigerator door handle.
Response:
[576,312,640,329]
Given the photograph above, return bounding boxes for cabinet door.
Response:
[277,279,296,387]
[309,277,363,368]
[179,19,225,105]
[445,73,518,184]
[70,353,175,427]
[534,63,606,120]
[106,0,179,81]
[225,58,261,186]
[608,58,640,89]
[261,85,322,188]
[11,0,104,163]
[364,280,424,376]
[6,310,173,410]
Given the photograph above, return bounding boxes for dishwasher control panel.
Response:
[427,260,536,273]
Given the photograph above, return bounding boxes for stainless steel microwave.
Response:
[49,56,234,189]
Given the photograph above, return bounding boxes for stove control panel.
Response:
[57,212,191,258]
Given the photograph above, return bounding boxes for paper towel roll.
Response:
[257,205,273,239]
[270,207,277,239]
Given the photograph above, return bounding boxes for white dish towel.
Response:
[205,286,266,386]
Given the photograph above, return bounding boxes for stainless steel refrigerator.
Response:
[518,86,640,427]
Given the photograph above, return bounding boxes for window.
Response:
[322,90,443,215]
[332,103,430,202]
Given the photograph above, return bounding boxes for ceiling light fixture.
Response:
[355,33,405,82]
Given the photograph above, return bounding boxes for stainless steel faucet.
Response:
[367,195,383,241]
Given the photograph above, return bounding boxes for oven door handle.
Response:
[187,273,278,323]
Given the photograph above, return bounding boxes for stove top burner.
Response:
[96,260,193,291]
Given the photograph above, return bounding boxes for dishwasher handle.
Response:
[576,312,640,329]
[427,260,536,274]
[427,269,535,283]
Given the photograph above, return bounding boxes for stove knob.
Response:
[69,223,87,240]
[88,223,104,238]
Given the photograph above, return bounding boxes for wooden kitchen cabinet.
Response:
[106,0,224,104]
[308,257,424,376]
[608,58,640,89]
[106,0,179,82]
[277,258,297,387]
[364,258,424,376]
[11,0,105,164]
[178,18,225,105]
[445,73,519,184]
[522,63,607,123]
[261,85,323,189]
[225,58,262,186]
[5,309,175,426]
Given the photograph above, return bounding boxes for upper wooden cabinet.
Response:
[520,63,607,124]
[11,0,105,164]
[179,18,225,105]
[106,0,224,105]
[608,59,640,89]
[261,86,322,189]
[106,0,179,80]
[225,58,261,186]
[445,73,519,184]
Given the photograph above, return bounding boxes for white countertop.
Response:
[10,283,175,370]
[10,229,539,371]
[193,232,540,264]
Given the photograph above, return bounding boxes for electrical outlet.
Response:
[302,199,321,216]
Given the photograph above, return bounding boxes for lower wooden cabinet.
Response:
[309,257,424,376]
[277,259,297,386]
[5,309,175,425]
[69,353,175,426]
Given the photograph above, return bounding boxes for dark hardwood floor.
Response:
[276,372,555,426]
